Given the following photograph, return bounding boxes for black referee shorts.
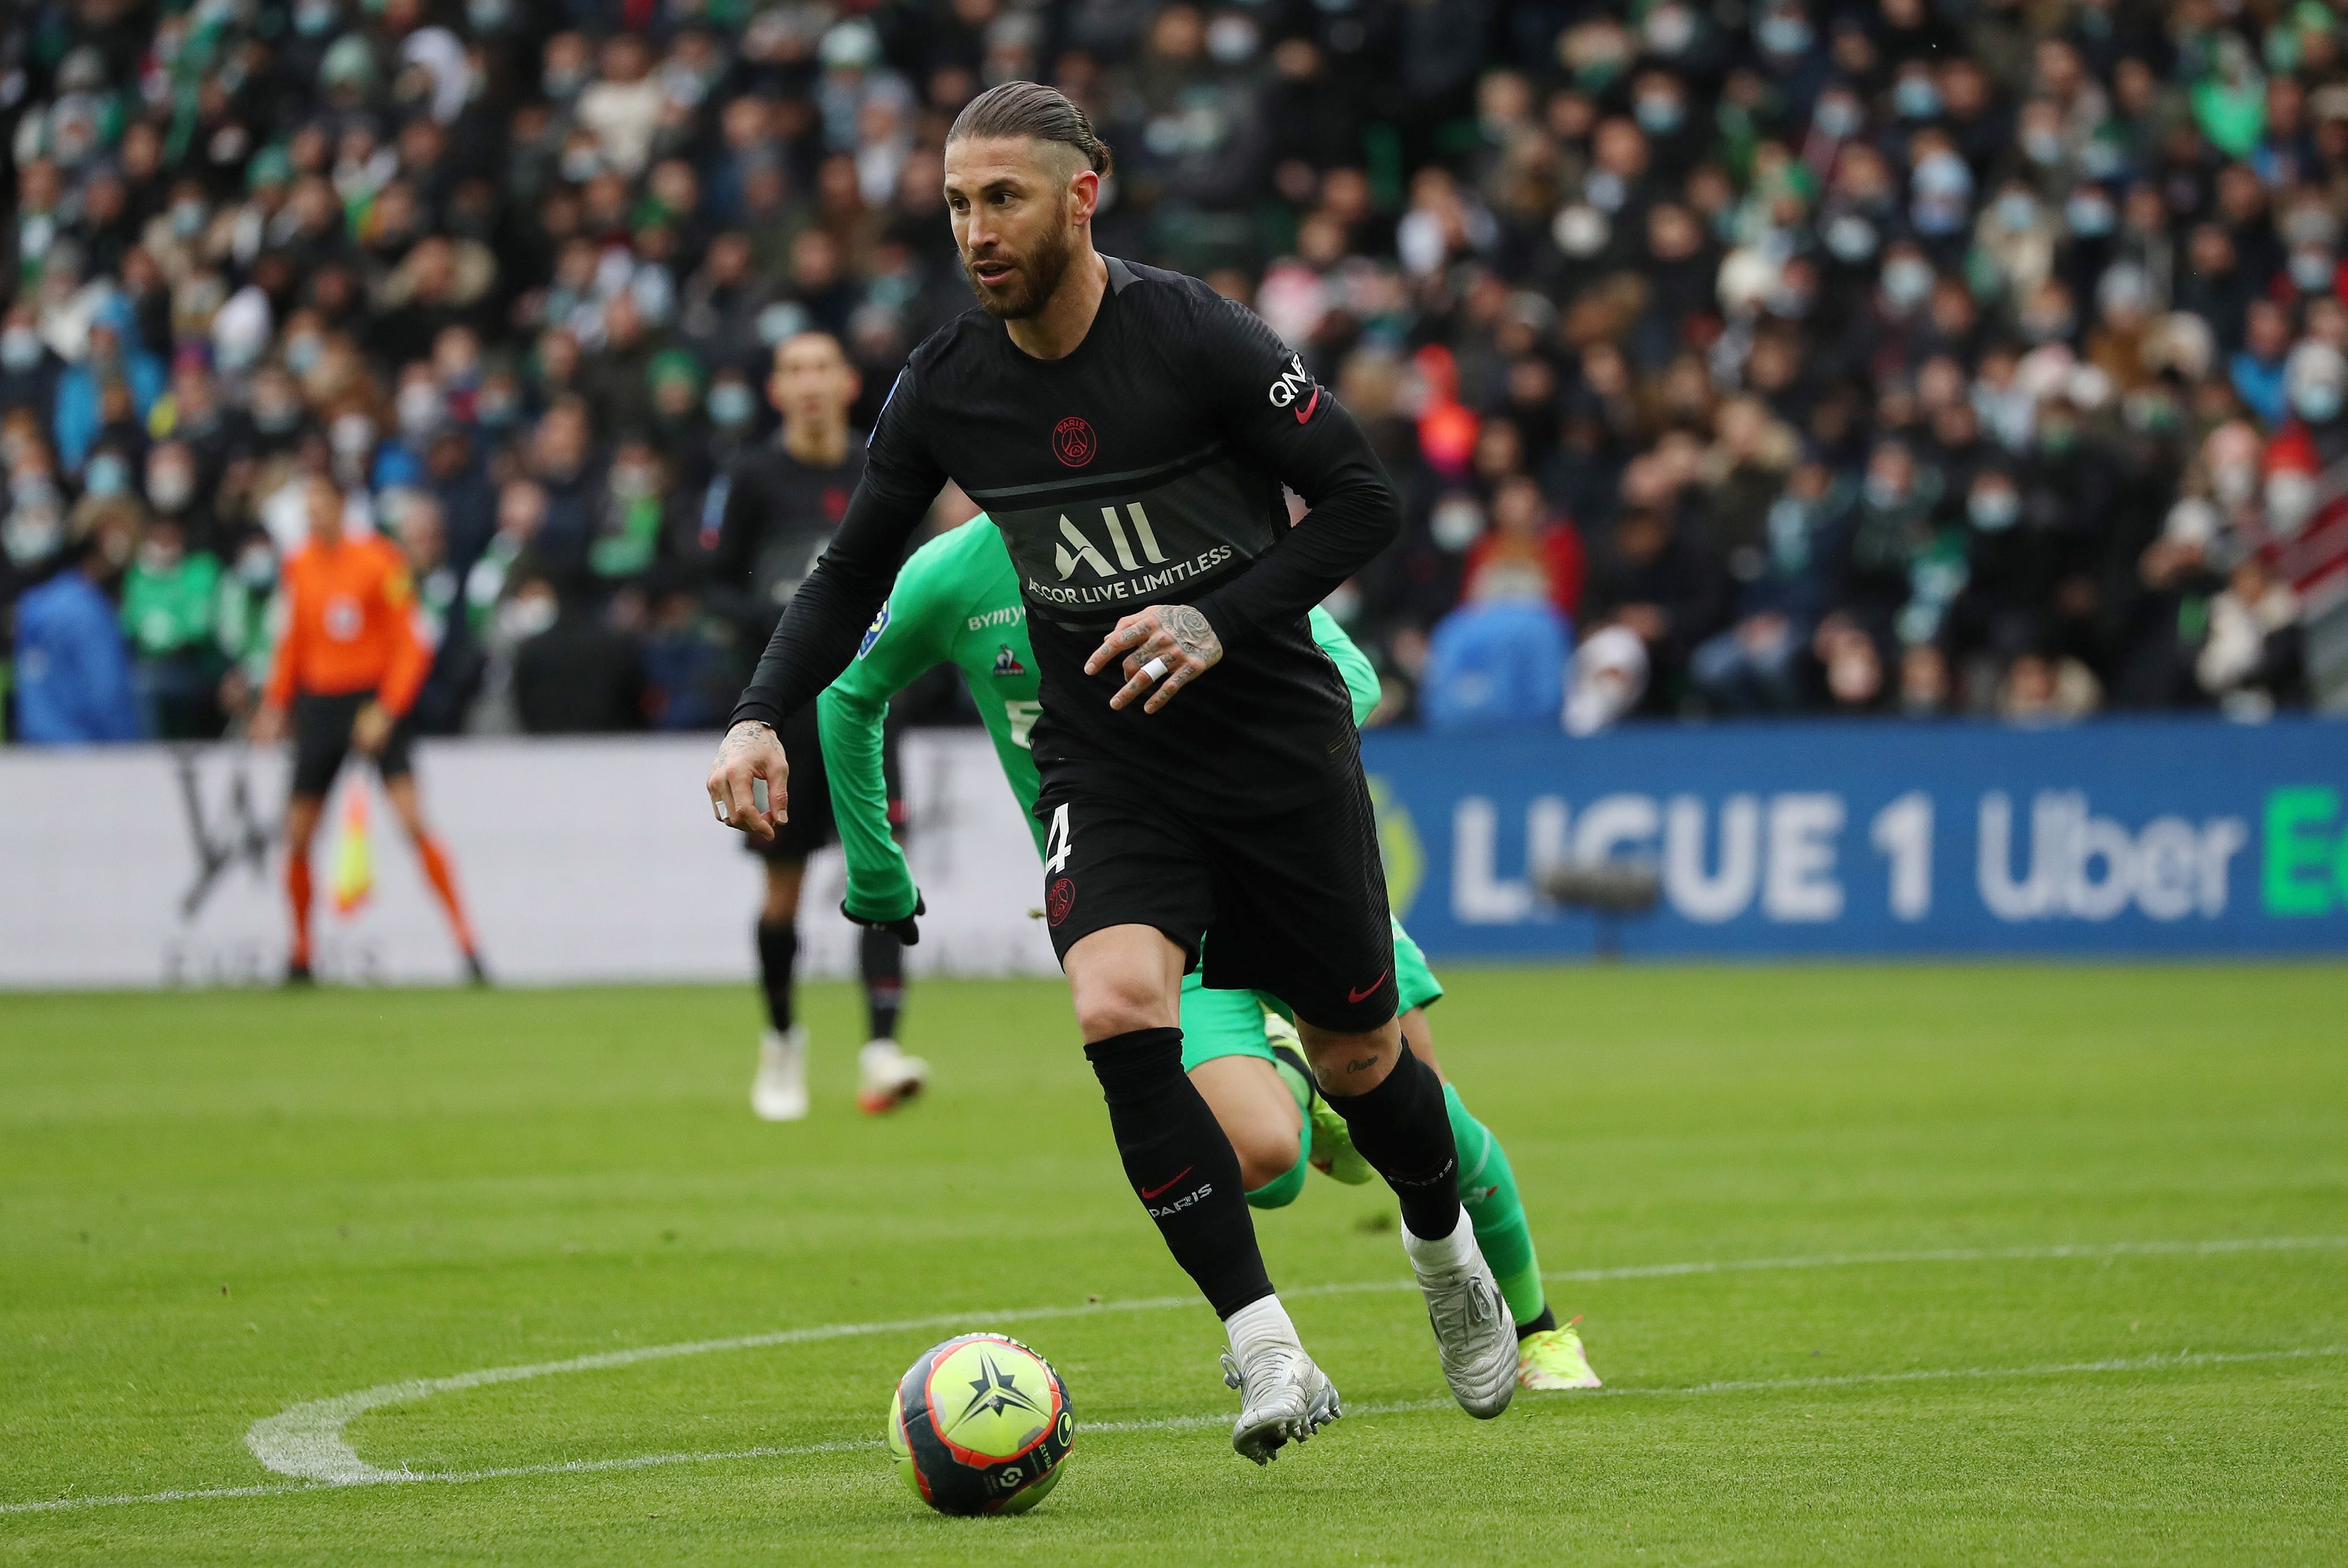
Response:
[748,702,905,864]
[1033,766,1399,1035]
[290,691,415,798]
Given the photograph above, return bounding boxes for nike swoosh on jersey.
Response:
[1138,1166,1195,1200]
[1346,968,1390,1005]
[1293,384,1321,424]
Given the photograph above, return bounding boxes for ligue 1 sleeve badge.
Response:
[1052,415,1096,467]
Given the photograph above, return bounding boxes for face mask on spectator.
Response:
[1893,76,1941,119]
[545,62,588,102]
[397,384,444,438]
[295,0,337,36]
[560,146,603,183]
[331,413,376,459]
[85,453,132,498]
[1882,257,1933,309]
[1206,15,1259,64]
[172,198,208,238]
[2023,129,2065,166]
[286,333,323,375]
[1864,472,1905,509]
[1824,215,1877,263]
[2213,461,2257,508]
[1636,94,1685,135]
[501,591,559,639]
[467,0,512,30]
[1645,5,1695,55]
[1430,495,1485,552]
[2268,471,2318,536]
[1,328,40,373]
[2291,250,2335,293]
[708,382,756,428]
[3,504,63,566]
[2295,378,2344,423]
[2065,192,2115,237]
[1996,192,2039,231]
[1813,97,1861,139]
[149,465,195,513]
[236,540,277,587]
[476,387,519,429]
[254,395,302,434]
[2021,303,2075,344]
[1969,486,2020,531]
[1757,15,1812,57]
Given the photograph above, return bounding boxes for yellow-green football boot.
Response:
[1517,1321,1603,1391]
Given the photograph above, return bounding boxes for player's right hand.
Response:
[707,719,788,843]
[842,892,924,946]
[248,704,286,745]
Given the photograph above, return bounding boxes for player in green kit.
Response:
[817,515,1600,1392]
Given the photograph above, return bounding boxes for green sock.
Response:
[1245,1052,1315,1211]
[1444,1083,1547,1326]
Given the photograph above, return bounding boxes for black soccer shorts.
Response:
[747,703,905,864]
[290,690,415,797]
[1033,764,1399,1035]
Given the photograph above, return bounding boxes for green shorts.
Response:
[1179,917,1443,1071]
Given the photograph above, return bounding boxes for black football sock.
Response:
[1323,1041,1463,1240]
[1084,1026,1274,1319]
[859,925,905,1041]
[1516,1306,1559,1341]
[755,918,797,1032]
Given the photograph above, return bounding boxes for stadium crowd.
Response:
[2,0,2343,745]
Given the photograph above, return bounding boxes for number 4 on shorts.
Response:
[1043,802,1073,875]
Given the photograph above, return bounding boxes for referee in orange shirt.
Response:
[250,474,484,984]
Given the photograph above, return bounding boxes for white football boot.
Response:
[1406,1210,1516,1419]
[1219,1297,1342,1464]
[751,1025,809,1122]
[855,1038,929,1114]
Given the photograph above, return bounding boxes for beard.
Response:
[963,218,1075,321]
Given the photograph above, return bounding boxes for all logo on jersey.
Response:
[857,602,891,657]
[1052,415,1096,468]
[1266,353,1319,423]
[991,643,1026,678]
[1055,504,1168,579]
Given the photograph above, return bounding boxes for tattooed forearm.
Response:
[1344,1055,1380,1073]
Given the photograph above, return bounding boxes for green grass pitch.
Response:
[4,964,2345,1564]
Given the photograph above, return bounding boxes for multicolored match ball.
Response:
[887,1333,1074,1516]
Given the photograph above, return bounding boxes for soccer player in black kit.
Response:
[712,330,927,1122]
[706,82,1516,1461]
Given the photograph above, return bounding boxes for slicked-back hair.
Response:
[946,81,1114,179]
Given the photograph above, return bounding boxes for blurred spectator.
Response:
[14,530,138,745]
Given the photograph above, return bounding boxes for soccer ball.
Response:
[887,1332,1074,1516]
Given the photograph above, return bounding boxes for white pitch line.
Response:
[12,1345,2345,1517]
[5,1236,2340,1518]
[225,1234,2348,1483]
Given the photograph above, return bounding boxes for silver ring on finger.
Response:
[1140,656,1169,683]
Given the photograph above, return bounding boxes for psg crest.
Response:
[1052,415,1096,467]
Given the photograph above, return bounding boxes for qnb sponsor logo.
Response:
[1266,353,1315,409]
[1978,792,2247,922]
[1146,1181,1214,1220]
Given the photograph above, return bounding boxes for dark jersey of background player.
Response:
[732,257,1399,817]
[710,427,866,651]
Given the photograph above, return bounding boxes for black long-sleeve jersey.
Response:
[732,256,1402,816]
[708,438,866,645]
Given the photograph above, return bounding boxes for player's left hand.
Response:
[1087,603,1223,713]
[350,700,394,756]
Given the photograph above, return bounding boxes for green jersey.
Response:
[119,550,223,659]
[817,516,1380,925]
